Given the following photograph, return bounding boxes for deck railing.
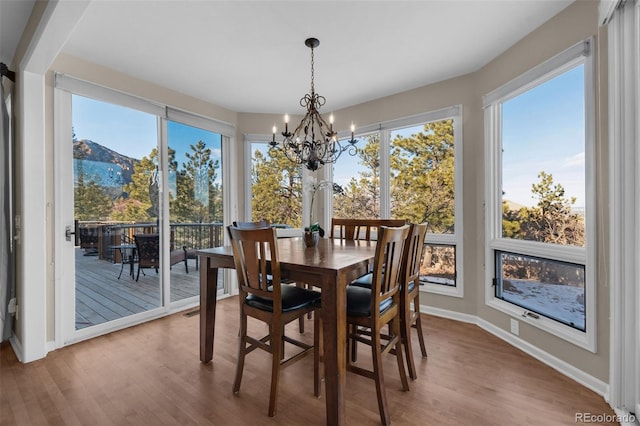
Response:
[75,221,224,262]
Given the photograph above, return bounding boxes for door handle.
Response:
[65,226,75,242]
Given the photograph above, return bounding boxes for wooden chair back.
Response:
[330,218,406,241]
[228,226,282,310]
[401,223,428,289]
[370,225,410,308]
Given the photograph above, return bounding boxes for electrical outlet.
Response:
[510,318,519,335]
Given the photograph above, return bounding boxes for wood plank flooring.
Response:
[0,297,617,425]
[75,248,200,329]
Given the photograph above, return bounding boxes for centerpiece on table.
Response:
[303,177,331,247]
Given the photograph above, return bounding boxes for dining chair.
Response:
[344,224,410,426]
[329,218,407,241]
[228,225,321,418]
[398,222,429,379]
[231,219,307,332]
[350,223,429,379]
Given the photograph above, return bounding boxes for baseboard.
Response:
[421,303,609,398]
[614,408,638,425]
[8,334,23,362]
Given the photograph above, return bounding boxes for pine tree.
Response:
[251,148,302,227]
[390,119,455,233]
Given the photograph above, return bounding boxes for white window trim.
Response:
[483,38,596,352]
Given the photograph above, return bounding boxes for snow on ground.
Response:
[503,279,585,330]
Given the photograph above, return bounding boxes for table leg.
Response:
[200,256,218,363]
[322,274,347,425]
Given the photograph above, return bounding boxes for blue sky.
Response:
[502,65,585,208]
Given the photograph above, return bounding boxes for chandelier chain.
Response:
[310,44,315,95]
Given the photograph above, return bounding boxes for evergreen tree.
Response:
[74,166,113,221]
[390,119,455,233]
[251,148,302,227]
[180,140,219,223]
[517,171,585,246]
[332,134,381,219]
[112,149,159,222]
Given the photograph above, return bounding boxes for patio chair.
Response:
[79,226,99,256]
[134,234,188,281]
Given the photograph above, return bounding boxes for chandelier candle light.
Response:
[270,37,358,171]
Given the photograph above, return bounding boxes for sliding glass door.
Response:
[72,94,162,330]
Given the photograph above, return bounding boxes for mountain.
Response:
[73,139,137,185]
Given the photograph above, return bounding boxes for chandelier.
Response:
[270,37,357,171]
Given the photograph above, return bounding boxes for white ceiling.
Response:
[3,1,574,114]
[0,0,36,68]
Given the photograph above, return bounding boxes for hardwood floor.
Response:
[0,297,617,425]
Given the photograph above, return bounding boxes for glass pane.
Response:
[496,251,586,331]
[72,94,160,329]
[332,133,381,219]
[420,244,456,286]
[501,65,586,247]
[167,121,224,299]
[250,143,302,227]
[390,120,455,234]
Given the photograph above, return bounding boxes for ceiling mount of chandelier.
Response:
[270,37,357,171]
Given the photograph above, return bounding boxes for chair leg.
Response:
[413,295,428,358]
[136,264,141,281]
[392,316,409,392]
[371,325,391,426]
[402,304,418,380]
[233,313,248,395]
[314,310,323,398]
[296,283,305,333]
[268,323,283,417]
[350,324,358,363]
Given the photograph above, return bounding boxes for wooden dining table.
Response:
[197,237,376,426]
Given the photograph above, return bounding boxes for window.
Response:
[332,132,381,220]
[245,138,303,227]
[331,107,463,296]
[484,39,595,350]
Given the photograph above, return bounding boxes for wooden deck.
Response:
[75,248,201,329]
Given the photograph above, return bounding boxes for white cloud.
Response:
[562,151,585,168]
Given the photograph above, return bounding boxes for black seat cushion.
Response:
[246,285,321,313]
[346,285,393,317]
[350,272,372,288]
[351,272,415,292]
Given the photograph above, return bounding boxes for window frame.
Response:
[337,106,465,297]
[483,38,597,351]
